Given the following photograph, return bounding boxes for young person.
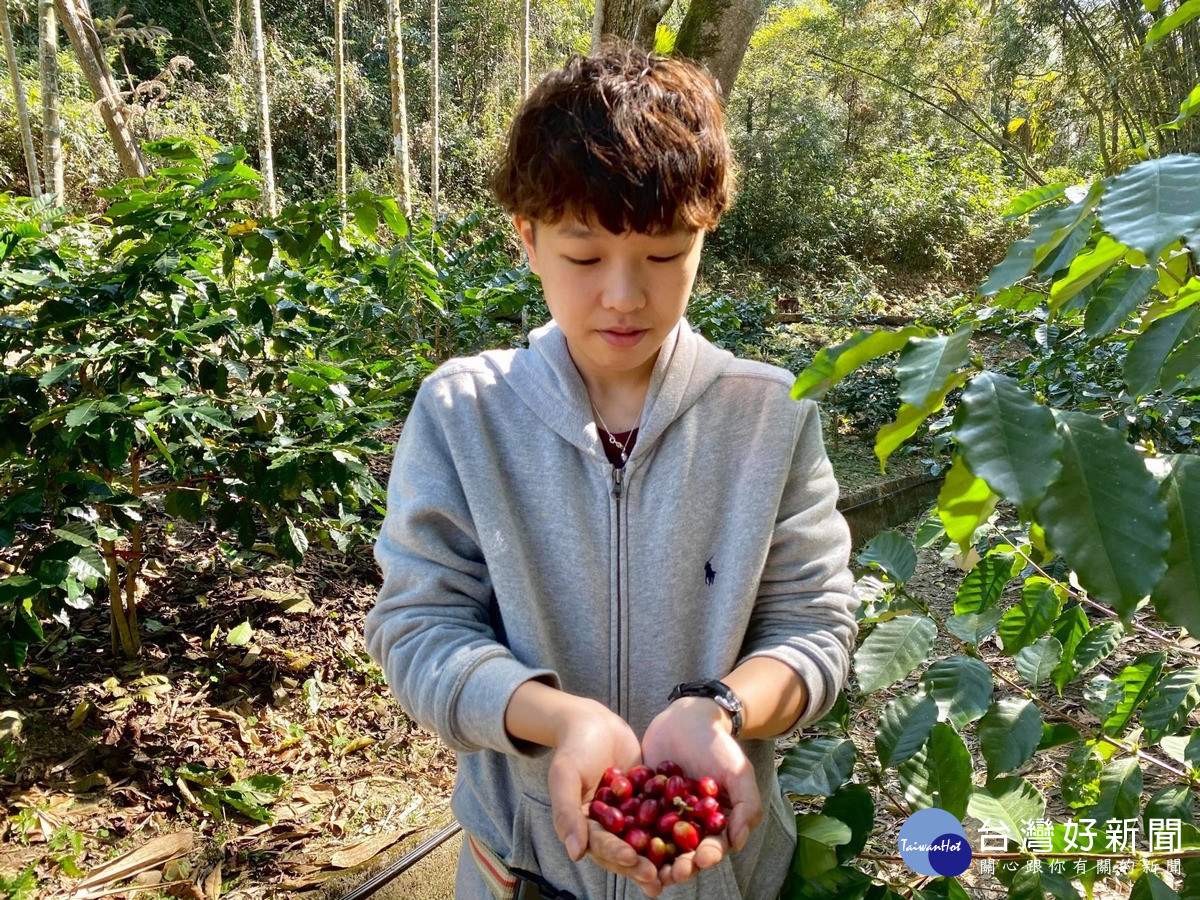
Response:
[365,45,859,899]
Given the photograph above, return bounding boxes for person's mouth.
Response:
[598,328,648,347]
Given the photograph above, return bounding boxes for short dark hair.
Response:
[490,44,736,234]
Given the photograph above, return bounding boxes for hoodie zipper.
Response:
[611,464,625,900]
[611,466,625,721]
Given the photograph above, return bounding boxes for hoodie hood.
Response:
[505,317,734,462]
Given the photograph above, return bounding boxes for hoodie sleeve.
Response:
[365,375,561,756]
[737,398,860,731]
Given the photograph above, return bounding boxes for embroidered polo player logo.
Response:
[705,557,717,585]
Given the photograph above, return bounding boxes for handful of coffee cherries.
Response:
[586,761,731,868]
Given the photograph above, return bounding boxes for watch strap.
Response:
[668,679,743,739]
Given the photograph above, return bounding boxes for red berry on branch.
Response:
[636,799,661,827]
[610,775,634,802]
[673,820,701,853]
[656,812,680,838]
[697,776,719,798]
[643,774,668,797]
[703,810,727,836]
[646,837,671,868]
[628,765,653,791]
[625,827,651,853]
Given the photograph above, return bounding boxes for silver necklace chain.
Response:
[590,401,641,465]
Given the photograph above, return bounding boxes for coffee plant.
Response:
[776,16,1200,891]
[0,139,538,681]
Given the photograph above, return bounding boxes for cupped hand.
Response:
[547,698,666,897]
[640,696,763,888]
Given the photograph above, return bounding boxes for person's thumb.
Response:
[549,757,587,861]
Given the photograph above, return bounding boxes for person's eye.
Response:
[565,256,600,266]
[649,253,684,263]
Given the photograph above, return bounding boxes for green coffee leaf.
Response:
[945,608,1003,646]
[875,372,967,469]
[1098,154,1200,261]
[1016,636,1063,686]
[1103,652,1166,736]
[1003,182,1069,220]
[856,530,917,585]
[1071,621,1125,681]
[779,738,856,798]
[1142,666,1200,741]
[1037,722,1081,751]
[1049,607,1090,693]
[953,373,1061,510]
[1049,235,1127,310]
[1158,732,1200,768]
[998,578,1062,656]
[919,656,994,729]
[1144,785,1194,835]
[1151,455,1200,635]
[853,615,936,694]
[896,326,973,408]
[953,550,1016,615]
[1063,743,1104,809]
[821,784,874,862]
[897,723,972,818]
[937,456,998,554]
[1084,266,1159,338]
[875,694,938,769]
[1125,307,1200,397]
[977,697,1043,779]
[1130,872,1181,900]
[1145,0,1200,48]
[1084,756,1142,831]
[791,814,852,879]
[966,776,1045,848]
[1035,411,1170,613]
[791,327,929,400]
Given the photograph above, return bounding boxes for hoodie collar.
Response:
[506,318,733,463]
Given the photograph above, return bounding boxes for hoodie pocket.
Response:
[508,791,561,880]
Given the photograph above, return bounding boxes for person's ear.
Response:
[513,215,540,275]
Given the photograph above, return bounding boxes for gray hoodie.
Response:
[366,318,859,899]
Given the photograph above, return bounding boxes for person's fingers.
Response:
[725,763,762,851]
[585,823,664,890]
[586,821,638,868]
[548,759,587,861]
[691,835,725,870]
[661,834,728,886]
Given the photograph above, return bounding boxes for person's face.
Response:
[513,212,705,389]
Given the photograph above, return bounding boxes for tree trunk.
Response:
[39,0,64,200]
[591,0,603,51]
[231,0,245,60]
[520,0,530,99]
[598,0,672,50]
[53,0,147,178]
[387,0,412,218]
[2,0,43,197]
[431,0,439,225]
[334,0,347,204]
[248,0,277,215]
[674,0,764,100]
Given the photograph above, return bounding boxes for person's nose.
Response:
[600,260,647,313]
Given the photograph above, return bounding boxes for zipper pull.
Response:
[612,467,625,499]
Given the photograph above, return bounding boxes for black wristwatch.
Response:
[668,679,744,739]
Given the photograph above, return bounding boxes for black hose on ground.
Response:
[339,821,463,900]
